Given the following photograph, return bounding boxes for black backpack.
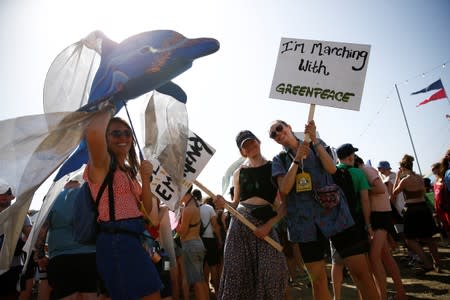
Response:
[332,166,360,219]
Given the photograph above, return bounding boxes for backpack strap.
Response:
[107,158,117,221]
[92,157,116,220]
[200,220,211,236]
[94,166,113,210]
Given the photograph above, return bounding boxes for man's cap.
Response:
[0,178,14,196]
[377,161,391,169]
[235,130,258,149]
[336,143,359,159]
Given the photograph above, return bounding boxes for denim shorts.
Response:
[181,239,206,285]
[97,218,161,299]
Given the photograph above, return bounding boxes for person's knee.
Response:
[308,269,328,286]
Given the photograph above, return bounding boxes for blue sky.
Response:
[1,0,449,210]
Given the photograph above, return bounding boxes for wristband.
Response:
[365,223,372,231]
[312,141,320,148]
[39,269,48,280]
[293,160,300,165]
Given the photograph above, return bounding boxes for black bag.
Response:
[72,166,114,244]
[332,167,359,217]
[250,205,277,223]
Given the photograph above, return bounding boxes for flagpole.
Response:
[395,84,422,175]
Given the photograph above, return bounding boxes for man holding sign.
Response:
[269,37,378,300]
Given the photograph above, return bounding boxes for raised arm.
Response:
[139,160,158,225]
[392,175,405,199]
[307,120,336,174]
[276,140,310,196]
[85,106,115,183]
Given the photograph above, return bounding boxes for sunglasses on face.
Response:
[269,124,284,139]
[109,129,132,138]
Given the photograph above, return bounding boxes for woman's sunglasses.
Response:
[109,129,132,138]
[269,124,284,139]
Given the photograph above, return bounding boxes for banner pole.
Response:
[395,84,422,175]
[304,104,316,143]
[193,180,283,252]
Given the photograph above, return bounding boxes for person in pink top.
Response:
[84,104,161,300]
[354,156,407,300]
[433,149,450,249]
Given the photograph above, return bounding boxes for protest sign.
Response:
[150,130,215,210]
[270,38,370,111]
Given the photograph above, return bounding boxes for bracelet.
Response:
[312,141,320,148]
[38,269,48,280]
[293,160,300,165]
[365,223,372,231]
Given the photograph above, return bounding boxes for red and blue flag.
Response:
[411,79,448,107]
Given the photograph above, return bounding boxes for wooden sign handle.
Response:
[193,180,283,252]
[304,104,316,143]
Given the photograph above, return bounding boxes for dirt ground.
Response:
[29,239,450,300]
[287,240,450,300]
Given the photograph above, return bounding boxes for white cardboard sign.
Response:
[151,130,215,210]
[270,38,370,111]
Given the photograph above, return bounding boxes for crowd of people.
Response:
[0,110,449,300]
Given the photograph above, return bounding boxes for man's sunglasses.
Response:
[269,124,284,139]
[109,130,132,138]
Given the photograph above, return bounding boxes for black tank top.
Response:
[239,162,277,204]
[403,189,424,200]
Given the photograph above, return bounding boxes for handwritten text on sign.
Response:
[151,130,215,210]
[269,38,370,111]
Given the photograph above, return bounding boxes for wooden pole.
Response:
[304,104,316,143]
[193,180,283,252]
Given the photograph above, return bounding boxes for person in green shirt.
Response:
[330,143,378,300]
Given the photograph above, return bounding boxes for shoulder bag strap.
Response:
[204,220,211,229]
[94,169,112,210]
[107,159,116,221]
